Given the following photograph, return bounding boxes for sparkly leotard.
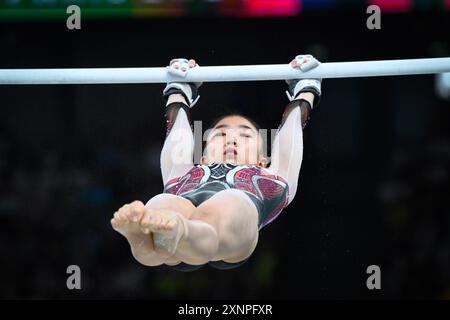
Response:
[163,163,289,230]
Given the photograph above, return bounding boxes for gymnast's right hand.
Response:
[163,58,202,107]
[286,54,322,108]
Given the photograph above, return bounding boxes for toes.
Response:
[140,210,153,233]
[158,217,169,229]
[150,215,164,230]
[128,201,145,222]
[129,201,144,213]
[130,200,144,207]
[112,209,128,225]
[152,216,161,227]
[111,217,124,228]
[117,204,129,219]
[113,201,146,225]
[161,218,172,230]
[166,220,177,230]
[115,210,127,222]
[117,209,128,221]
[139,210,180,233]
[157,216,177,231]
[128,209,142,223]
[140,210,151,228]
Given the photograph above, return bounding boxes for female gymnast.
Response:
[111,56,322,271]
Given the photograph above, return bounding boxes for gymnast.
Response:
[111,55,322,271]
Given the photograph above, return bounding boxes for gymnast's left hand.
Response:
[168,58,202,89]
[167,58,200,79]
[289,54,320,72]
[286,54,322,104]
[164,58,202,107]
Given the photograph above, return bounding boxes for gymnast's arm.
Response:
[268,92,314,205]
[160,93,195,185]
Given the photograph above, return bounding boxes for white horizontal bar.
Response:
[0,57,449,85]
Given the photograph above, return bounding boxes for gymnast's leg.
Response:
[111,193,196,266]
[142,189,259,266]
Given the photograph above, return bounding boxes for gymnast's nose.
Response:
[226,135,237,145]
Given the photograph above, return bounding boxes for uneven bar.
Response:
[0,57,450,85]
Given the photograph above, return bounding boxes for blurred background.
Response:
[0,0,449,299]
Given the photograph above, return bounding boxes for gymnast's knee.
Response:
[144,193,195,217]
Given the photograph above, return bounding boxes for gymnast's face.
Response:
[202,115,268,167]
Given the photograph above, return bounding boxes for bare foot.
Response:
[139,209,188,258]
[111,201,163,266]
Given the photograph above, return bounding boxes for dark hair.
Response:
[208,113,262,132]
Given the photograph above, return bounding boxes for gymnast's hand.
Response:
[167,58,199,77]
[289,54,320,72]
[163,58,202,107]
[286,54,322,108]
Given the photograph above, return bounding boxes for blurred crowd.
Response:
[379,136,450,298]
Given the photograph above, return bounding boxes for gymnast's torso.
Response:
[163,163,289,229]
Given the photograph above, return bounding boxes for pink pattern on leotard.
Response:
[232,166,289,228]
[163,164,289,229]
[164,166,205,195]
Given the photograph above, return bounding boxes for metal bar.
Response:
[1,57,449,85]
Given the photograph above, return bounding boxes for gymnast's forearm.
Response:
[160,94,195,184]
[268,96,313,203]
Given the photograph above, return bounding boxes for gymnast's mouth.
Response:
[224,147,237,156]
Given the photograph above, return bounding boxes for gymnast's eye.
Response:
[213,131,226,137]
[240,133,252,138]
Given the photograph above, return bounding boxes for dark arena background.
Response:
[0,0,449,300]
